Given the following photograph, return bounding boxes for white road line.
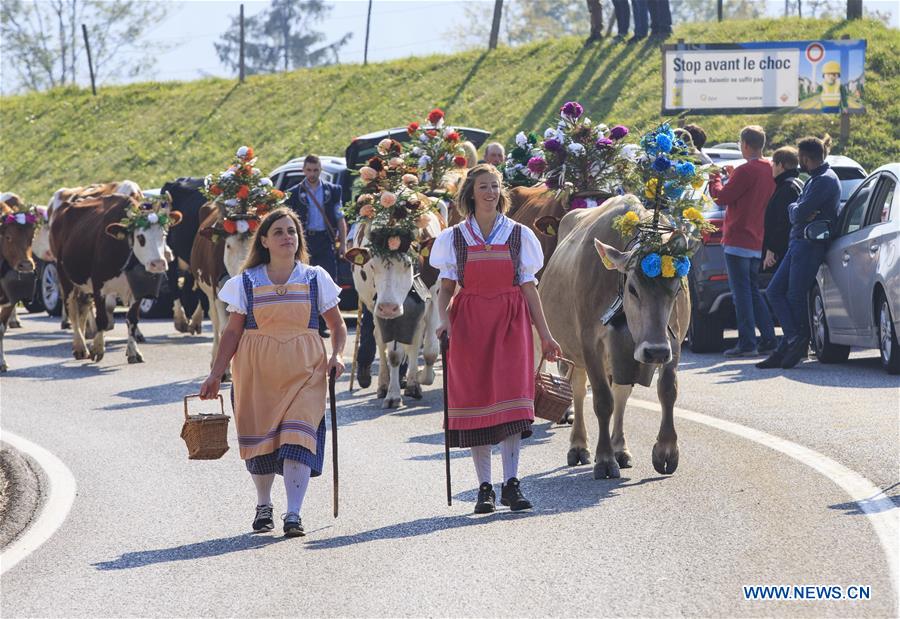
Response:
[0,431,77,576]
[630,398,900,611]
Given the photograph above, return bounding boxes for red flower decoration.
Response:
[272,189,284,199]
[236,185,250,199]
[222,219,237,234]
[425,129,438,138]
[446,131,461,142]
[245,147,254,160]
[453,155,467,168]
[247,219,259,231]
[407,122,419,135]
[367,156,384,172]
[427,108,444,124]
[210,185,223,196]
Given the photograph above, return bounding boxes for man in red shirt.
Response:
[708,126,777,357]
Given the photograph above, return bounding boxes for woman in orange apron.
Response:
[431,164,561,514]
[200,208,346,537]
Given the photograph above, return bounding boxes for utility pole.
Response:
[364,0,373,65]
[717,0,723,21]
[847,0,862,19]
[798,0,802,18]
[81,24,97,96]
[784,0,789,17]
[489,0,503,50]
[239,4,245,82]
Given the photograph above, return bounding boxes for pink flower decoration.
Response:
[570,197,588,209]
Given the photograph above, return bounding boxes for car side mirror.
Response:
[804,220,831,242]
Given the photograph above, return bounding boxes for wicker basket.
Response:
[180,394,230,460]
[534,358,575,423]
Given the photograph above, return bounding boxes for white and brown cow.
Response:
[345,210,444,408]
[190,202,255,378]
[51,193,181,363]
[538,195,693,478]
[0,195,37,371]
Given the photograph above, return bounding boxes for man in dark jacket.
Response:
[758,136,840,369]
[762,146,804,273]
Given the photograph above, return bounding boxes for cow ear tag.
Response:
[534,216,559,237]
[421,246,430,258]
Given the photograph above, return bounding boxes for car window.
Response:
[279,173,304,191]
[841,175,878,235]
[867,176,896,226]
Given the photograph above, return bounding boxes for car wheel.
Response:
[687,306,724,353]
[41,262,63,317]
[877,293,900,375]
[809,286,850,364]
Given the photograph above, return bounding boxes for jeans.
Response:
[648,0,672,34]
[612,0,630,36]
[631,0,649,37]
[767,239,826,352]
[724,253,776,351]
[306,230,338,280]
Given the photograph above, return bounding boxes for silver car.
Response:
[810,163,900,374]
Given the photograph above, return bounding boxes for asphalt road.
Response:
[1,311,898,617]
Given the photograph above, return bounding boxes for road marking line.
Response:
[0,431,77,576]
[630,398,899,611]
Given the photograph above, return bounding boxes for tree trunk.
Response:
[586,0,603,42]
[488,0,502,50]
[846,0,862,19]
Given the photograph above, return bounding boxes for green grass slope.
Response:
[1,18,897,201]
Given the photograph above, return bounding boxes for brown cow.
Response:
[51,194,181,363]
[0,196,37,372]
[190,203,255,378]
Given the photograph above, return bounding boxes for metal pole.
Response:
[239,4,245,82]
[717,0,723,22]
[784,0,789,17]
[363,0,373,65]
[81,24,96,96]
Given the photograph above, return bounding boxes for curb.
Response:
[0,442,44,551]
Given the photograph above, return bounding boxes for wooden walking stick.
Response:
[348,299,363,392]
[329,367,339,518]
[440,332,452,506]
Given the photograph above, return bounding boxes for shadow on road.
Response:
[91,532,288,570]
[304,470,667,551]
[406,421,559,461]
[828,482,900,516]
[99,378,206,411]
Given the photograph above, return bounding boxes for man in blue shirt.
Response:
[758,135,840,369]
[286,154,347,337]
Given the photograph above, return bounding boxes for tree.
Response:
[215,0,351,75]
[0,0,169,93]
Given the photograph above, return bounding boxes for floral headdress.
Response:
[530,101,632,207]
[202,145,289,237]
[116,193,178,232]
[1,201,40,228]
[347,186,437,263]
[501,131,544,187]
[404,108,468,193]
[345,137,422,224]
[611,123,715,279]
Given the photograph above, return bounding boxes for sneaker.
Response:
[723,345,758,358]
[357,365,372,388]
[282,512,305,537]
[780,339,809,369]
[252,504,274,532]
[500,477,533,511]
[755,352,784,369]
[757,341,778,355]
[474,482,496,514]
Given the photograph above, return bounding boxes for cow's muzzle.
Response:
[636,342,672,364]
[145,259,168,274]
[375,302,402,319]
[16,260,35,274]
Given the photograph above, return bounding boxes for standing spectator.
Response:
[286,154,347,338]
[708,126,777,357]
[482,142,505,166]
[612,0,631,41]
[629,0,649,42]
[430,164,561,514]
[200,208,347,537]
[684,123,714,165]
[758,135,840,370]
[648,0,673,38]
[762,146,804,273]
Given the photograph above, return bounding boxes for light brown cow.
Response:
[0,196,37,371]
[538,195,693,478]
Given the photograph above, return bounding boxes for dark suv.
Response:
[686,155,867,353]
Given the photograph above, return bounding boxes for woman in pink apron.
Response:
[200,208,346,537]
[431,164,561,513]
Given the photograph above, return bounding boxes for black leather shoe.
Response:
[474,482,496,514]
[252,504,274,532]
[781,339,809,369]
[357,365,372,388]
[500,477,532,511]
[755,352,784,369]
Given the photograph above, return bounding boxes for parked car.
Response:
[268,126,492,311]
[686,155,867,353]
[702,147,743,165]
[809,163,900,374]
